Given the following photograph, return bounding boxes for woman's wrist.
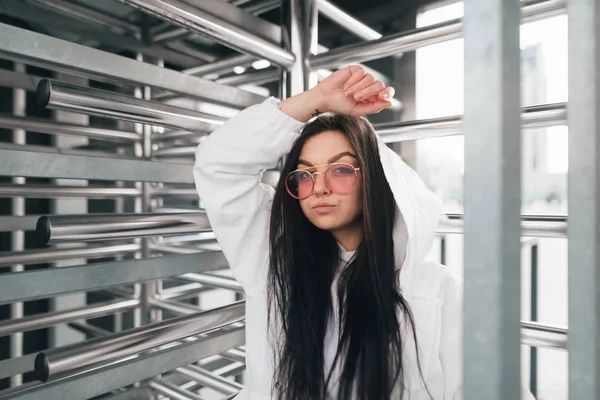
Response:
[280,86,329,123]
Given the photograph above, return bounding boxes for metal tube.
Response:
[158,283,211,301]
[242,0,279,15]
[0,353,36,381]
[0,184,142,198]
[318,0,382,41]
[29,0,140,35]
[154,27,191,43]
[568,0,600,397]
[36,79,225,133]
[377,102,566,143]
[36,212,211,244]
[150,299,202,316]
[10,61,26,388]
[463,1,522,399]
[521,321,568,350]
[34,301,245,382]
[0,299,139,336]
[221,348,246,364]
[309,0,566,70]
[0,243,140,268]
[183,54,256,77]
[68,322,112,338]
[151,187,199,198]
[149,379,203,400]
[439,214,567,238]
[119,0,296,69]
[0,114,140,142]
[178,273,243,292]
[176,364,243,395]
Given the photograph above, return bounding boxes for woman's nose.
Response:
[312,172,331,196]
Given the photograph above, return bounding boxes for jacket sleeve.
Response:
[193,97,304,293]
[439,273,464,399]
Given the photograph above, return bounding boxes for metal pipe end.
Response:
[36,79,52,108]
[34,352,50,382]
[36,216,51,246]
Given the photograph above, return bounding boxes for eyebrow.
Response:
[298,151,357,167]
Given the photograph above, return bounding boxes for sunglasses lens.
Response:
[326,164,357,194]
[286,170,313,199]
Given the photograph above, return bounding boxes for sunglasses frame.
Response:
[285,162,361,200]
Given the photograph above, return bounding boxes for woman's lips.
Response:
[312,204,336,214]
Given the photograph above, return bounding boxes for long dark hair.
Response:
[267,114,421,400]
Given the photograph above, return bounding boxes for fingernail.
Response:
[355,92,363,101]
[381,93,389,99]
[345,88,353,95]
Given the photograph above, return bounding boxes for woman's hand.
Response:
[279,65,394,122]
[316,65,395,116]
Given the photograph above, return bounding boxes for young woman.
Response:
[194,65,462,399]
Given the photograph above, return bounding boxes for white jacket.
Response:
[193,97,464,399]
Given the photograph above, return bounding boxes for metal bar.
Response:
[10,61,26,388]
[0,243,140,268]
[3,326,245,400]
[150,379,203,400]
[463,1,521,399]
[318,0,382,41]
[67,322,113,338]
[151,187,199,197]
[0,299,139,337]
[158,283,210,301]
[0,354,36,381]
[154,146,198,158]
[309,0,566,70]
[530,243,539,397]
[520,323,567,350]
[176,364,243,395]
[35,301,245,381]
[0,23,264,108]
[216,68,282,86]
[222,348,246,364]
[0,149,194,183]
[242,0,279,15]
[0,184,141,199]
[119,0,295,68]
[37,79,225,133]
[0,114,140,142]
[439,214,567,238]
[154,27,190,43]
[178,272,243,292]
[568,0,600,397]
[150,298,203,316]
[183,54,256,77]
[36,212,210,244]
[28,0,141,35]
[377,102,566,143]
[0,251,228,305]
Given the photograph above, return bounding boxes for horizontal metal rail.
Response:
[0,148,194,183]
[309,0,566,70]
[0,251,228,305]
[0,113,141,143]
[440,214,567,238]
[36,212,210,244]
[149,379,203,400]
[0,299,139,337]
[119,0,295,69]
[178,273,243,292]
[37,79,225,133]
[176,364,243,396]
[0,243,140,268]
[0,184,142,199]
[34,301,245,381]
[377,102,566,143]
[0,23,263,108]
[2,326,245,400]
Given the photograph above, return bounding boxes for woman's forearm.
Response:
[280,87,329,123]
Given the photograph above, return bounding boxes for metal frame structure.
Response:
[0,0,589,398]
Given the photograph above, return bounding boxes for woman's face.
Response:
[295,130,363,233]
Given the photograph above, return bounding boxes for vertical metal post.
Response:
[529,243,538,397]
[568,0,600,398]
[463,0,521,399]
[281,0,318,98]
[9,62,26,388]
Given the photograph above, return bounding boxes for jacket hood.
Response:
[375,134,443,290]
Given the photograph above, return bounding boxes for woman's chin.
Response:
[308,215,347,231]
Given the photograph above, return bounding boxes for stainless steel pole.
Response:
[463,0,521,399]
[10,61,26,388]
[567,0,600,398]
